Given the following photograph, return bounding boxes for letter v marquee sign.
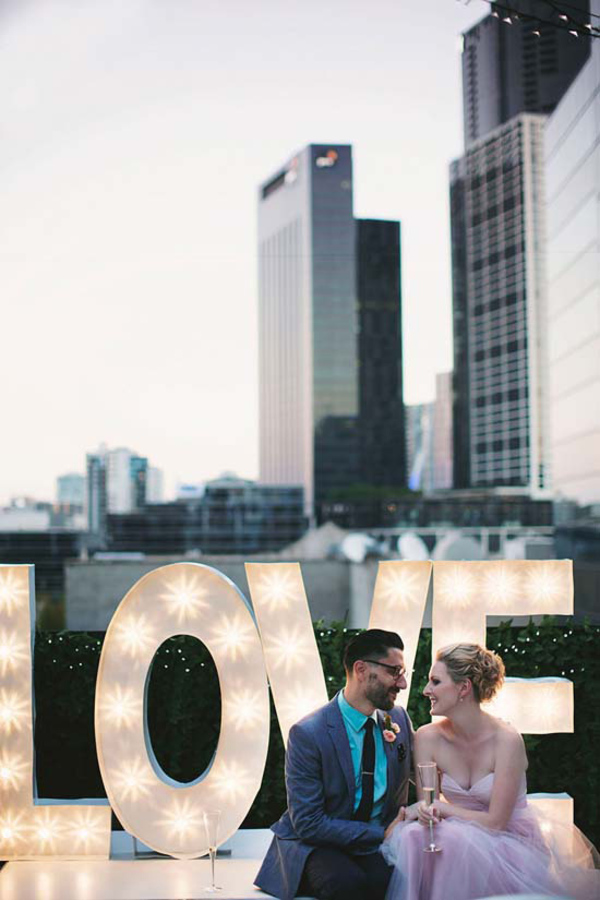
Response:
[0,559,574,861]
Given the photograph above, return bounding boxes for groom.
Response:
[255,629,413,900]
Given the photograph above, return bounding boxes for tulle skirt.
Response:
[381,807,600,900]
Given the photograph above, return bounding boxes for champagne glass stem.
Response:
[210,848,216,889]
[429,819,435,847]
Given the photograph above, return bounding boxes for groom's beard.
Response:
[365,675,398,711]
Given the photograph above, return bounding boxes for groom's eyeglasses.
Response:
[363,659,406,679]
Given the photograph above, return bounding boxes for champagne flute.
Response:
[418,762,442,853]
[203,809,223,892]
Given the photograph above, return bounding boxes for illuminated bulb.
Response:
[211,616,254,660]
[376,568,423,610]
[0,572,27,615]
[225,690,263,729]
[99,685,141,729]
[113,757,153,801]
[265,627,312,673]
[70,810,103,849]
[0,631,27,674]
[482,566,521,609]
[526,564,568,608]
[256,570,297,609]
[210,761,252,800]
[0,690,28,734]
[0,752,26,790]
[160,799,203,839]
[1,827,13,841]
[115,616,155,657]
[160,576,207,622]
[437,566,477,608]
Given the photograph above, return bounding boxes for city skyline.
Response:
[2,1,486,504]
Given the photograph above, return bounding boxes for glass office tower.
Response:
[451,115,550,493]
[258,145,359,516]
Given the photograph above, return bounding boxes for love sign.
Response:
[0,559,574,861]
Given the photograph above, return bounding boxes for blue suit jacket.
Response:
[255,694,413,900]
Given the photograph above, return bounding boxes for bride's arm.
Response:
[396,725,441,826]
[422,729,527,832]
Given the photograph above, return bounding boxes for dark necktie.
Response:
[353,718,375,822]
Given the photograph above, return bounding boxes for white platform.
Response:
[0,830,314,900]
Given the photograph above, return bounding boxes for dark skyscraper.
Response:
[462,1,590,147]
[356,219,405,487]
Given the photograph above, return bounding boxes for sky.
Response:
[0,0,487,503]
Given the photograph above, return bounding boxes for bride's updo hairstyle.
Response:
[436,643,505,703]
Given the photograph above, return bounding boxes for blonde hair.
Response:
[435,643,505,703]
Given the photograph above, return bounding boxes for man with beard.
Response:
[255,629,413,900]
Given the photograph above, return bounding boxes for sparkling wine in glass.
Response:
[203,809,223,892]
[418,763,442,853]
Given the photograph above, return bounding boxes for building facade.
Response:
[546,10,600,503]
[56,473,85,507]
[451,114,549,494]
[258,144,405,517]
[356,219,405,488]
[462,1,590,148]
[106,476,306,556]
[258,144,359,515]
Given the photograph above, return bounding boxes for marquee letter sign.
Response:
[0,558,576,861]
[95,563,270,859]
[0,566,111,860]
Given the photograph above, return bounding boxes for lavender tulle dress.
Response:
[381,773,600,900]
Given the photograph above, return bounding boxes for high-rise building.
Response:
[146,467,164,504]
[451,114,549,493]
[86,446,149,534]
[546,7,600,503]
[451,6,590,494]
[356,219,405,487]
[56,473,85,507]
[86,452,107,535]
[432,372,453,490]
[258,144,405,517]
[406,402,434,492]
[258,144,358,516]
[462,1,590,147]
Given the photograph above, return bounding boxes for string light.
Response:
[476,1,600,39]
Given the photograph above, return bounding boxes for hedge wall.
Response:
[32,618,599,845]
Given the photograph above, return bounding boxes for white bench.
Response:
[0,829,315,900]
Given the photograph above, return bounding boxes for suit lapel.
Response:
[378,709,401,822]
[326,696,356,805]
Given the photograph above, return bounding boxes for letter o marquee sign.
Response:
[95,563,270,858]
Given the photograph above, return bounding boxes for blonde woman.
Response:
[382,643,599,900]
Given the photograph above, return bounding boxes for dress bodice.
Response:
[441,771,528,812]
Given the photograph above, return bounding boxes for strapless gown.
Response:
[381,773,600,899]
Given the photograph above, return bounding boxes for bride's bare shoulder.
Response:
[415,721,445,745]
[490,716,527,758]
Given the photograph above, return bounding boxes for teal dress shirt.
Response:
[337,691,387,823]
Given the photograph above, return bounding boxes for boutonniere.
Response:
[382,714,401,743]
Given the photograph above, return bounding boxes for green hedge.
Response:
[32,619,599,845]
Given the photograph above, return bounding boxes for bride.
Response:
[381,643,599,900]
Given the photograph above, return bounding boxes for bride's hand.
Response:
[417,799,448,826]
[384,807,406,840]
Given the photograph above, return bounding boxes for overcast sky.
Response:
[1,0,486,503]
